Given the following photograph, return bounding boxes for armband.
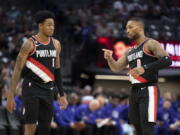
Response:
[54,68,64,96]
[143,56,172,73]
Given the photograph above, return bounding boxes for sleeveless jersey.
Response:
[24,35,56,83]
[127,39,158,84]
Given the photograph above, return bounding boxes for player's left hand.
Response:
[128,67,145,78]
[58,95,68,110]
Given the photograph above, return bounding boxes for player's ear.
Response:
[38,23,43,29]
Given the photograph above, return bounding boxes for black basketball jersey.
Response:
[23,35,56,83]
[127,39,158,84]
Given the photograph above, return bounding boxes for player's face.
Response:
[126,21,140,40]
[41,18,55,37]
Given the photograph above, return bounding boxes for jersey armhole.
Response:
[125,47,132,57]
[28,38,36,56]
[143,43,156,57]
[52,38,60,50]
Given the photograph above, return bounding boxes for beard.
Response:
[130,33,140,41]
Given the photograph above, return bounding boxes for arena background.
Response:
[0,0,179,135]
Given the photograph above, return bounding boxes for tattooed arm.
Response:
[146,39,169,57]
[128,39,172,78]
[6,39,34,112]
[142,39,172,72]
[102,49,129,72]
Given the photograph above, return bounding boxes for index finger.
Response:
[102,49,110,52]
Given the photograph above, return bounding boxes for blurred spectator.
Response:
[81,85,94,104]
[0,1,179,135]
[156,100,176,135]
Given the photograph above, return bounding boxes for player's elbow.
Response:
[164,56,172,67]
[167,57,172,66]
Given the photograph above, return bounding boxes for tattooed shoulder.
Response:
[19,39,34,56]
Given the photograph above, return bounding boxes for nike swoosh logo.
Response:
[141,87,146,90]
[35,44,41,47]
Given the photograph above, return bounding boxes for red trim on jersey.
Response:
[135,76,148,83]
[33,35,50,45]
[27,57,54,80]
[153,86,157,121]
[143,45,156,57]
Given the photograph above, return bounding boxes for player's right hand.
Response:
[6,92,16,113]
[102,49,113,60]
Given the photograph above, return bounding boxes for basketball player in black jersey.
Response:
[103,18,172,135]
[6,11,68,135]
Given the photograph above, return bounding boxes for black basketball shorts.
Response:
[128,84,160,124]
[21,79,54,125]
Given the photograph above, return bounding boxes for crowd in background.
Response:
[0,0,180,135]
[0,0,180,57]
